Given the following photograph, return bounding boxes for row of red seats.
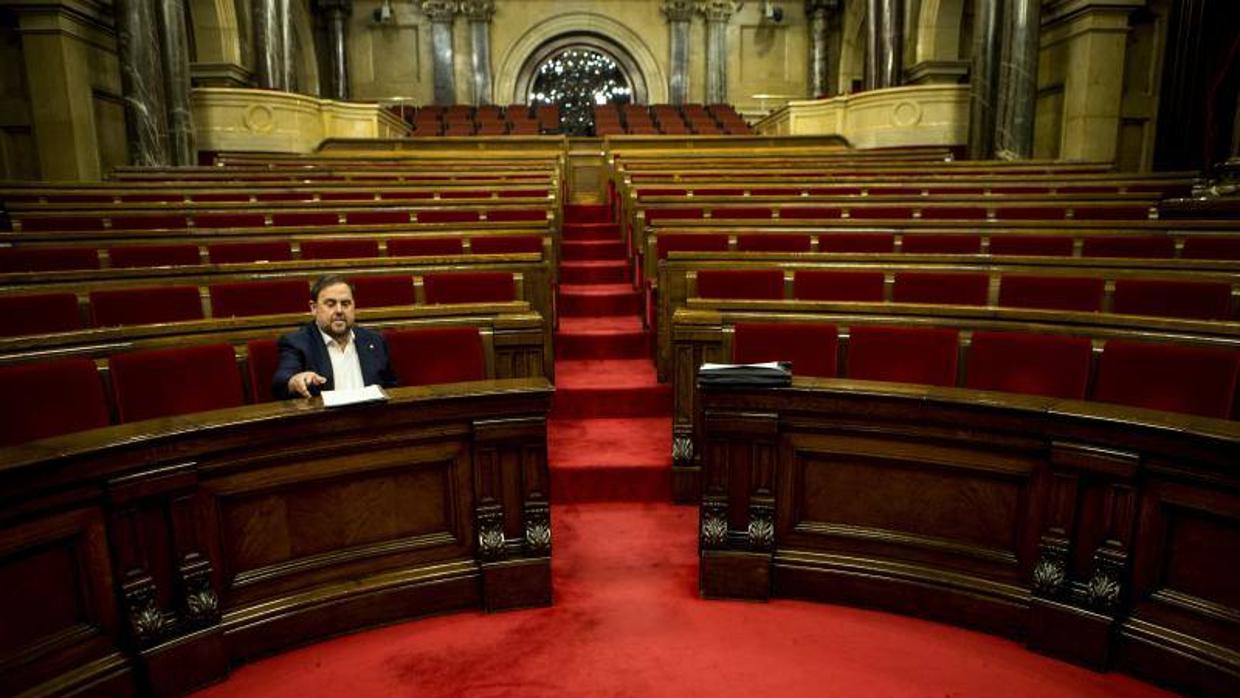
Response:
[655,232,1240,260]
[0,326,490,446]
[593,103,751,136]
[394,104,560,136]
[7,272,518,336]
[730,323,1240,419]
[3,187,551,205]
[0,235,544,272]
[693,268,1235,320]
[644,203,1155,222]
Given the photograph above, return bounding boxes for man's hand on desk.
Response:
[288,371,328,398]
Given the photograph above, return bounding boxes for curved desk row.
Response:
[696,378,1240,697]
[0,379,553,697]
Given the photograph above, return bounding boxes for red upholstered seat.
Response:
[902,235,983,254]
[207,241,293,264]
[0,246,99,272]
[818,233,895,253]
[711,207,772,220]
[109,344,245,423]
[90,285,204,327]
[351,275,415,307]
[346,210,410,225]
[299,239,381,260]
[1181,236,1240,260]
[387,237,465,257]
[272,212,337,227]
[108,244,201,268]
[696,269,784,299]
[245,339,280,402]
[793,270,885,301]
[18,215,105,232]
[4,293,82,335]
[988,235,1075,257]
[892,272,989,306]
[210,279,307,317]
[997,275,1104,312]
[656,234,730,259]
[0,358,110,445]
[734,323,838,378]
[487,209,547,222]
[1111,279,1233,320]
[736,234,811,252]
[384,327,486,386]
[848,325,960,387]
[1082,236,1175,258]
[647,207,704,222]
[469,235,543,254]
[110,214,187,231]
[422,271,514,304]
[1092,340,1240,418]
[850,206,914,220]
[417,210,478,223]
[966,331,1092,399]
[777,207,843,219]
[194,213,266,229]
[918,206,988,220]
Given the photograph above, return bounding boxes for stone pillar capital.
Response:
[662,0,696,22]
[699,0,743,22]
[459,0,495,22]
[420,0,456,22]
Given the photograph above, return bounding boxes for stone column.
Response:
[700,1,740,104]
[253,0,287,89]
[461,0,495,105]
[805,1,838,98]
[118,0,170,165]
[157,0,195,165]
[663,1,694,104]
[421,0,457,105]
[994,0,1041,159]
[878,0,903,87]
[318,0,352,100]
[968,0,1002,159]
[864,0,881,90]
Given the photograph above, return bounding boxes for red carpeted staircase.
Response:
[550,203,672,503]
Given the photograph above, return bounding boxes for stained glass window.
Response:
[528,48,632,136]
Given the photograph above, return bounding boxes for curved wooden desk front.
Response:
[697,378,1239,697]
[0,379,553,697]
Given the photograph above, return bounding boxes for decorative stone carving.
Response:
[700,499,728,549]
[419,0,456,21]
[477,507,507,561]
[125,577,169,647]
[662,0,696,21]
[523,502,551,555]
[699,0,743,22]
[179,554,220,627]
[747,503,774,551]
[459,0,495,21]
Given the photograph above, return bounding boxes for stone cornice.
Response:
[419,0,456,22]
[2,0,115,29]
[699,0,743,23]
[459,0,494,21]
[1041,0,1145,26]
[662,0,695,22]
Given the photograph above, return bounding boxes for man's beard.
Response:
[321,318,351,341]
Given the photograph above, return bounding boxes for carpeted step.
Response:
[558,283,642,316]
[560,260,630,285]
[548,417,672,502]
[552,360,671,418]
[556,316,650,359]
[562,239,626,261]
[562,222,620,241]
[563,203,613,224]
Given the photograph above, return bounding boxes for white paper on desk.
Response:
[321,385,389,408]
[700,361,784,371]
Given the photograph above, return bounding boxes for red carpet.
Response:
[193,503,1173,698]
[192,205,1176,697]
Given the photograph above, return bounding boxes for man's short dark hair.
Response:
[310,274,354,302]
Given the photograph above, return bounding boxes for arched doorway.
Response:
[514,33,649,136]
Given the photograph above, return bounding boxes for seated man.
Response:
[272,274,397,399]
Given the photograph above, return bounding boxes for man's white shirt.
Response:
[320,329,365,391]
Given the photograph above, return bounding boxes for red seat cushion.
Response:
[818,234,895,254]
[246,339,280,402]
[272,211,337,227]
[0,246,99,272]
[988,235,1075,257]
[423,272,514,304]
[0,358,110,445]
[469,235,544,254]
[210,279,307,317]
[1181,236,1240,260]
[351,275,416,307]
[966,331,1092,399]
[736,234,811,252]
[998,275,1104,312]
[892,272,989,306]
[1082,236,1175,259]
[3,293,82,335]
[110,214,188,231]
[647,207,705,223]
[655,234,730,259]
[207,241,293,264]
[387,237,465,257]
[417,210,479,224]
[696,269,784,299]
[848,326,959,387]
[487,209,547,222]
[901,235,982,254]
[194,212,266,229]
[109,344,245,423]
[1092,340,1240,418]
[346,210,410,226]
[734,323,838,378]
[1111,279,1233,320]
[300,239,381,260]
[90,286,204,327]
[108,244,201,268]
[384,327,487,386]
[793,271,885,302]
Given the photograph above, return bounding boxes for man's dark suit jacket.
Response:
[271,322,397,400]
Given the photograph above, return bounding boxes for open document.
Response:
[321,385,390,408]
